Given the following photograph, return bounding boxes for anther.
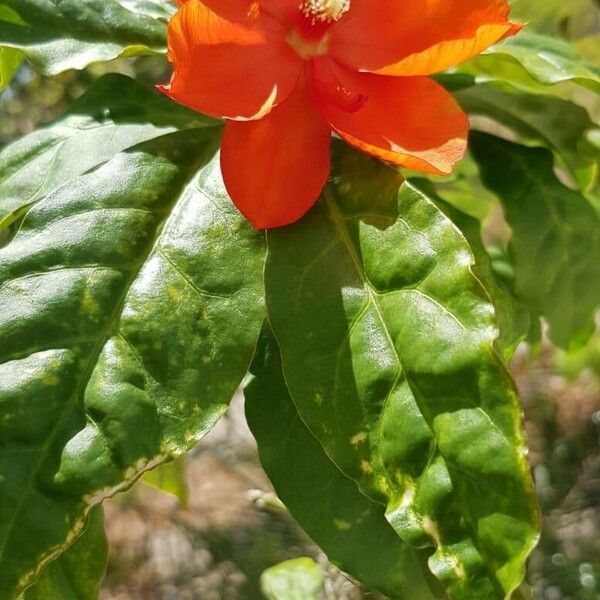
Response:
[300,0,350,24]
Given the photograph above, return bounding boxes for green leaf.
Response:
[0,130,265,598]
[0,5,23,91]
[0,0,174,75]
[245,328,440,600]
[470,132,600,349]
[462,31,600,94]
[260,558,324,600]
[265,143,539,600]
[0,73,214,231]
[410,179,529,359]
[0,45,21,90]
[142,455,188,505]
[456,84,600,192]
[23,507,107,600]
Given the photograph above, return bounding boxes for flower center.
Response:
[287,29,329,59]
[288,0,350,59]
[300,0,350,24]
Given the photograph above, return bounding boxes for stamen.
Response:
[300,0,350,24]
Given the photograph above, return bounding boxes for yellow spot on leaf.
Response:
[41,373,60,386]
[360,460,373,474]
[167,286,184,301]
[333,519,352,531]
[350,431,367,446]
[81,291,99,316]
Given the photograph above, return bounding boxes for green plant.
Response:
[0,1,598,598]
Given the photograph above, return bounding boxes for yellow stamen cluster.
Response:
[300,0,350,24]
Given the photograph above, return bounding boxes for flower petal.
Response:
[329,0,521,76]
[259,0,300,27]
[160,0,302,120]
[310,58,468,175]
[220,80,331,229]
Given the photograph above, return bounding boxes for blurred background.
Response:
[1,0,599,598]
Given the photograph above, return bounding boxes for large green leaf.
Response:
[456,85,599,192]
[0,0,174,75]
[260,558,324,600]
[0,130,266,598]
[23,507,107,600]
[462,31,600,94]
[265,144,539,600]
[245,328,440,600]
[0,73,213,231]
[0,5,23,91]
[470,133,600,349]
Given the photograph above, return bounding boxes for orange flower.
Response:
[159,0,520,228]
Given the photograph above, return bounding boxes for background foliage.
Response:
[0,0,599,599]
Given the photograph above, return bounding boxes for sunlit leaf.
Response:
[0,131,265,597]
[0,0,174,75]
[265,143,539,600]
[411,179,530,359]
[462,31,600,94]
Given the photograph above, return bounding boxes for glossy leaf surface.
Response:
[464,31,600,93]
[411,179,530,359]
[245,328,439,600]
[265,145,539,599]
[0,131,265,598]
[470,133,600,349]
[0,0,174,75]
[23,507,107,600]
[0,73,213,230]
